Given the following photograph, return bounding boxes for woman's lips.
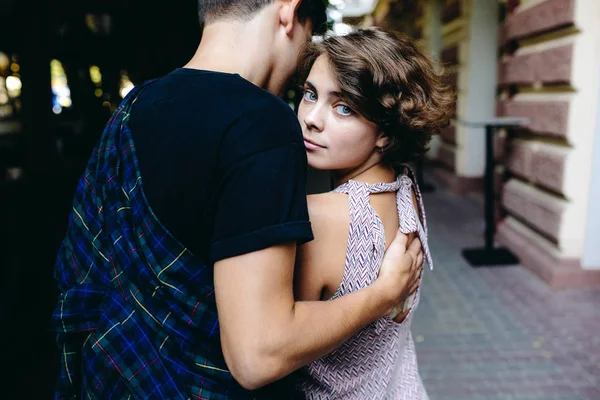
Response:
[304,138,325,151]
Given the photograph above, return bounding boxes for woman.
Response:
[294,28,454,399]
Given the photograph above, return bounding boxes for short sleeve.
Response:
[210,143,314,263]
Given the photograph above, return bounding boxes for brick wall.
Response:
[496,0,600,286]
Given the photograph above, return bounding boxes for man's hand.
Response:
[375,231,424,322]
[214,237,423,390]
[214,232,423,390]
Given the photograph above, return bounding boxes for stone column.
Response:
[457,0,499,177]
[433,0,499,193]
[582,75,600,269]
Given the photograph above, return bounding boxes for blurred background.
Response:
[1,0,599,399]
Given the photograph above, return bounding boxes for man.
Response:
[50,0,424,398]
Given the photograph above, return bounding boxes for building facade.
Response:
[349,0,600,286]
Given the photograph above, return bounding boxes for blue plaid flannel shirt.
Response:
[50,81,253,399]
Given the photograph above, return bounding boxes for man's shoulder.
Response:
[220,90,303,160]
[160,69,295,119]
[234,87,299,132]
[130,70,303,163]
[162,69,300,135]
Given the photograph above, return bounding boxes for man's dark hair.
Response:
[198,0,328,34]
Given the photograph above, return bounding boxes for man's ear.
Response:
[279,0,303,36]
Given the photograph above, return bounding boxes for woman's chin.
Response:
[307,160,329,171]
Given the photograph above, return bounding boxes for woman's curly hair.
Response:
[298,27,455,167]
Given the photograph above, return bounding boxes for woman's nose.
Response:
[304,106,324,132]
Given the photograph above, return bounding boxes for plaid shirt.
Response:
[50,81,252,399]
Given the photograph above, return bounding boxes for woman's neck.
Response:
[334,163,396,187]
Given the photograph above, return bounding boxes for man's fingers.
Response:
[393,310,409,323]
[409,282,419,296]
[391,230,409,251]
[416,251,424,269]
[407,237,422,259]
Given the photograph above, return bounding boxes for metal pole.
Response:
[416,156,425,187]
[461,118,522,267]
[414,155,435,192]
[484,124,495,251]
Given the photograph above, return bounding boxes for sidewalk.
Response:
[413,184,600,400]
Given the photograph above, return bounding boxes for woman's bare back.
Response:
[295,170,433,399]
[295,184,418,302]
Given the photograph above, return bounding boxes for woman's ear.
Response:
[376,132,389,150]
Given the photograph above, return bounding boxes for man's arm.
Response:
[214,233,421,390]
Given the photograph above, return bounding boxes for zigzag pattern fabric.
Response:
[301,167,432,400]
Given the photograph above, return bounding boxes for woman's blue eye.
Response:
[304,91,317,101]
[336,105,353,116]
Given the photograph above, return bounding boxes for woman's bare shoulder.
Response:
[307,192,348,221]
[307,193,349,248]
[295,193,349,301]
[307,193,350,237]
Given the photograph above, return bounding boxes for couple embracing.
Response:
[51,1,453,399]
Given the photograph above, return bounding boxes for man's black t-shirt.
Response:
[127,68,313,397]
[129,68,313,264]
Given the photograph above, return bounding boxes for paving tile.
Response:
[412,183,600,400]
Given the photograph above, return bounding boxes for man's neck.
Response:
[185,21,274,91]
